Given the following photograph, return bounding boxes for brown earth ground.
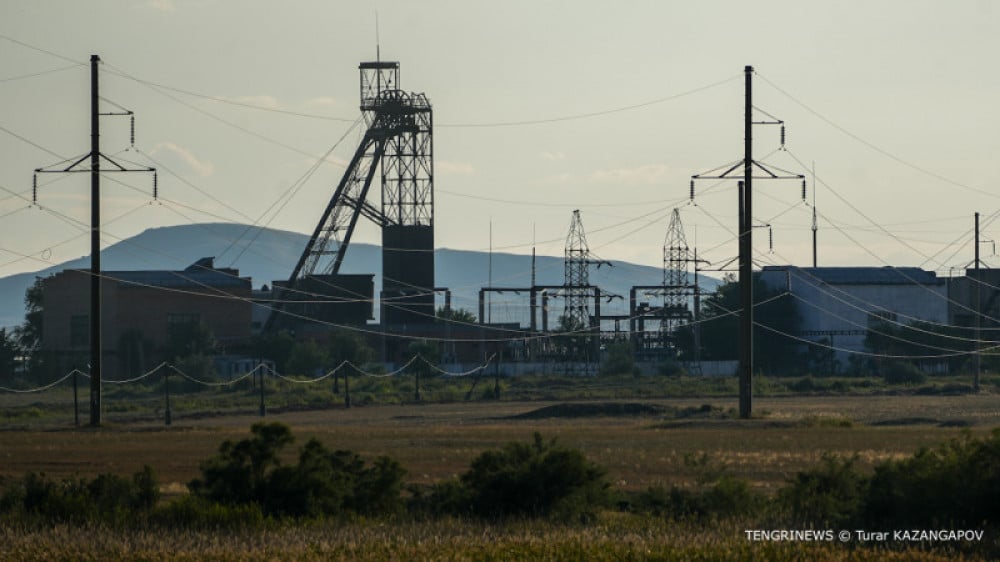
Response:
[2,394,997,496]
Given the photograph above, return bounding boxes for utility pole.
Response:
[975,212,981,392]
[164,368,172,426]
[259,363,266,417]
[89,54,102,427]
[812,162,818,268]
[739,65,754,419]
[32,54,156,427]
[689,65,804,419]
[693,249,703,369]
[72,366,79,427]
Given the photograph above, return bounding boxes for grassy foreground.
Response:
[0,517,982,562]
[3,393,999,560]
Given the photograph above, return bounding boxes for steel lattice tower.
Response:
[662,208,692,342]
[564,210,591,330]
[268,61,434,331]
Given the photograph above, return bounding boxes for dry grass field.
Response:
[2,394,998,493]
[0,517,979,561]
[2,392,998,560]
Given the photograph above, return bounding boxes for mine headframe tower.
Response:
[266,61,434,333]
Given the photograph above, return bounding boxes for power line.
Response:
[438,74,742,127]
[100,62,353,163]
[0,64,82,83]
[756,72,997,200]
[98,67,357,122]
[0,33,86,66]
[0,124,67,159]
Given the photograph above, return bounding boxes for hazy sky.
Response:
[2,0,999,286]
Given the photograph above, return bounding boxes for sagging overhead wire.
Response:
[756,71,996,200]
[100,61,354,163]
[0,64,82,83]
[704,295,1000,359]
[0,33,86,66]
[0,353,499,396]
[4,31,741,130]
[437,74,742,127]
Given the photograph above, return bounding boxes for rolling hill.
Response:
[0,223,718,328]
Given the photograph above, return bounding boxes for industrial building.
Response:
[758,265,949,371]
[40,257,252,377]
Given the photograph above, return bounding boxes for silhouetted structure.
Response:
[41,258,251,378]
[268,60,434,340]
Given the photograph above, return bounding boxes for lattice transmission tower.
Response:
[268,60,434,331]
[662,208,692,342]
[563,210,593,331]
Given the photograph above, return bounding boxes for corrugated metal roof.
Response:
[762,266,942,286]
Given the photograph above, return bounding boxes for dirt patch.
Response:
[506,402,669,420]
[870,417,974,428]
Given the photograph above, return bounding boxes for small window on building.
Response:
[70,315,89,347]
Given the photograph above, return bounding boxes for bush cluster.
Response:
[414,432,610,522]
[881,360,928,385]
[864,430,1000,528]
[189,422,406,519]
[779,429,1000,529]
[627,430,1000,532]
[5,424,1000,535]
[0,466,158,524]
[632,452,762,520]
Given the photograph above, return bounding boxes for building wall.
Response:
[42,269,252,378]
[759,267,948,370]
[948,269,1000,330]
[382,225,435,326]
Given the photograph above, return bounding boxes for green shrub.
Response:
[789,376,823,392]
[778,453,866,527]
[658,361,688,377]
[190,422,293,505]
[881,361,927,385]
[1,466,159,524]
[429,432,610,521]
[600,341,635,377]
[635,453,761,521]
[636,478,760,521]
[151,495,265,529]
[190,422,405,519]
[864,429,1000,528]
[408,479,472,517]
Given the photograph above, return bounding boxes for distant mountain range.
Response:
[0,223,718,328]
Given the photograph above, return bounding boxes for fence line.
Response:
[84,362,168,384]
[0,369,79,393]
[0,353,504,394]
[356,355,421,378]
[167,363,259,387]
[431,354,498,377]
[270,361,350,384]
